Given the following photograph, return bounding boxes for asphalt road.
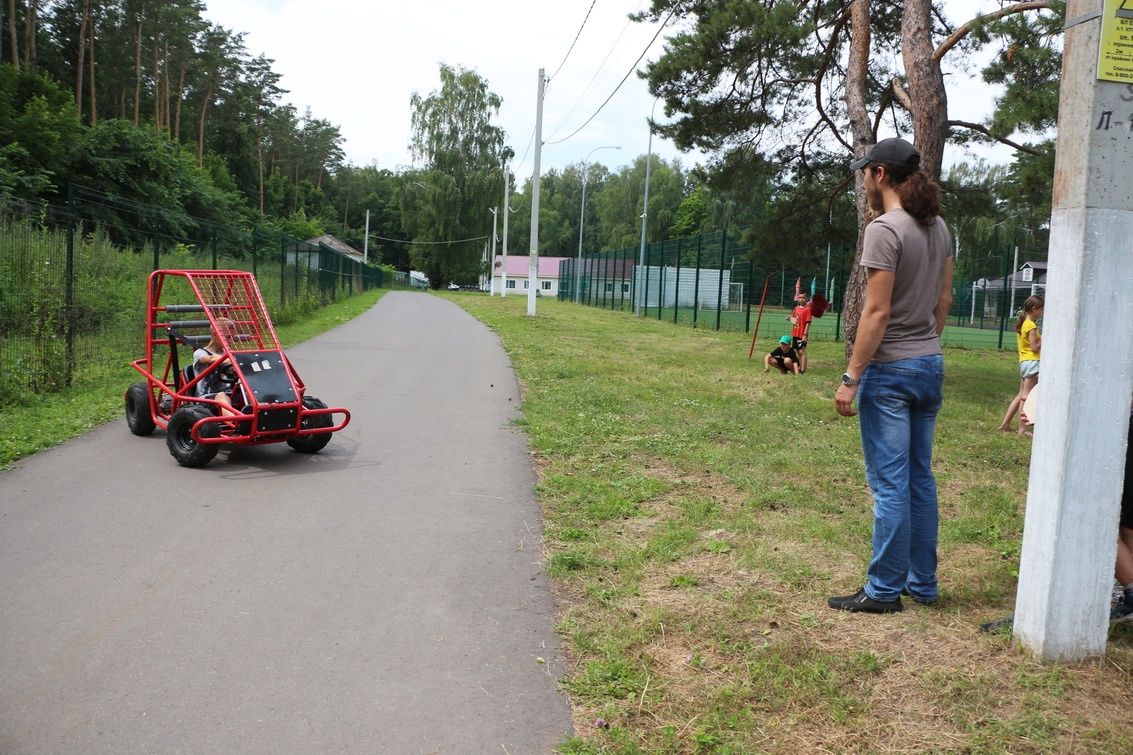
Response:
[0,291,573,754]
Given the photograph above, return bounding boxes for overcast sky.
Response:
[204,0,1023,178]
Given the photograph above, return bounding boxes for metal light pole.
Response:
[575,145,621,304]
[499,148,513,297]
[636,97,661,316]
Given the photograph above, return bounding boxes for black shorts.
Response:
[792,337,807,350]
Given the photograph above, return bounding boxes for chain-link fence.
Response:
[560,230,1049,351]
[0,187,391,404]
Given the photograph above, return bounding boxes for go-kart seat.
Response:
[180,363,197,395]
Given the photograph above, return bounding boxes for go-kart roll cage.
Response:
[131,269,349,446]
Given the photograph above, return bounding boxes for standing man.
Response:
[829,137,954,614]
[788,292,813,373]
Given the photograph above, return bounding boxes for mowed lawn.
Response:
[444,292,1132,754]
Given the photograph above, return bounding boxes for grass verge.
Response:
[0,287,387,469]
[443,292,1133,754]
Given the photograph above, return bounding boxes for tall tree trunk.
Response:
[23,0,36,68]
[173,63,185,140]
[87,10,96,126]
[132,15,142,124]
[841,0,874,357]
[160,40,169,132]
[75,0,90,113]
[197,80,212,164]
[152,40,160,132]
[902,0,947,180]
[6,0,18,69]
[257,122,265,215]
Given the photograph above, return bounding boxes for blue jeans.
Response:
[858,355,944,602]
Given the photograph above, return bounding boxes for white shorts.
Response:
[1019,360,1040,379]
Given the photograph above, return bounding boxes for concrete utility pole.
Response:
[527,68,545,317]
[501,168,510,297]
[488,207,498,294]
[636,97,661,316]
[1013,0,1133,661]
[363,210,370,264]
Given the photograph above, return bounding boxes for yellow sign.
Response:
[1098,0,1133,82]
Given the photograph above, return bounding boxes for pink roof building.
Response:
[493,255,569,277]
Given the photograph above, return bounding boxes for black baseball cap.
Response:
[849,137,920,172]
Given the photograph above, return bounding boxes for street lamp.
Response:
[636,97,662,315]
[576,145,621,304]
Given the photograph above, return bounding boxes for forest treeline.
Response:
[2,1,1063,290]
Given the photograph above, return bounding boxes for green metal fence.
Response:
[559,230,1049,352]
[0,188,388,404]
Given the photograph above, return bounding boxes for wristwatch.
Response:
[841,372,860,386]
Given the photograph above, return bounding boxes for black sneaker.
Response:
[901,588,937,606]
[1110,596,1133,624]
[828,587,903,613]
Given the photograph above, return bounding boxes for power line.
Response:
[544,6,677,146]
[547,0,598,81]
[544,4,640,143]
[369,233,488,245]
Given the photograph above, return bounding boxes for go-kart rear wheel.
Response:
[287,396,332,454]
[125,382,156,436]
[167,405,220,467]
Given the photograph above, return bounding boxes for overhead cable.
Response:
[544,6,677,146]
[545,4,640,142]
[367,232,482,243]
[547,0,598,81]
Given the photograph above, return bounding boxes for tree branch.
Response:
[934,1,1060,64]
[813,7,854,153]
[889,76,913,111]
[946,120,1044,155]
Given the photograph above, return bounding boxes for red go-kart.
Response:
[124,269,350,467]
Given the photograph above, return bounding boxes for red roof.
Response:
[493,255,569,278]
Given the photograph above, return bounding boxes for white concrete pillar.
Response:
[1013,0,1133,660]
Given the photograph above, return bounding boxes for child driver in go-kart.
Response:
[192,318,240,418]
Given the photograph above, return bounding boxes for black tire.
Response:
[287,396,333,454]
[125,382,156,436]
[166,405,220,467]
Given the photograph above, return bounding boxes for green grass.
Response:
[442,292,1133,754]
[0,287,388,468]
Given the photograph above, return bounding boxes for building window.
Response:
[604,282,614,293]
[541,280,552,291]
[523,280,529,289]
[621,282,630,293]
[506,280,516,289]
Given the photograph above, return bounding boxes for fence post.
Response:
[674,237,681,324]
[211,232,218,270]
[998,244,1010,350]
[64,183,76,387]
[693,234,702,328]
[657,241,664,321]
[152,234,160,271]
[835,243,846,341]
[745,251,754,333]
[716,227,726,331]
[643,241,651,318]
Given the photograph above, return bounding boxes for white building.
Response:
[486,255,569,296]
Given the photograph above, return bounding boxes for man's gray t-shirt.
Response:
[859,208,951,363]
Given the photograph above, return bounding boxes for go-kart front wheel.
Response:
[125,382,156,436]
[167,405,220,467]
[287,397,333,454]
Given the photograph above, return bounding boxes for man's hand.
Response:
[835,383,859,417]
